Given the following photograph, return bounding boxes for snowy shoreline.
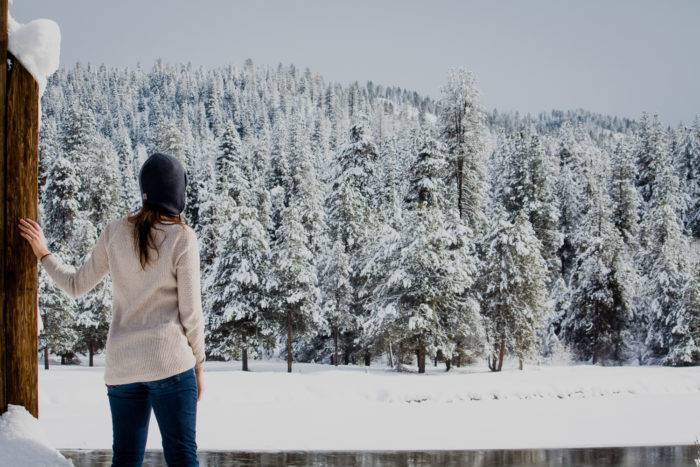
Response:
[37,358,700,451]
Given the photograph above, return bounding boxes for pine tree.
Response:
[501,129,562,283]
[268,205,321,373]
[155,119,187,165]
[610,140,640,246]
[642,160,698,365]
[561,167,636,364]
[114,126,141,214]
[636,113,669,206]
[439,67,487,232]
[674,119,700,238]
[217,122,248,205]
[39,112,87,364]
[320,239,353,366]
[72,219,111,366]
[481,210,550,371]
[205,205,273,371]
[555,122,588,281]
[325,120,378,365]
[365,133,482,373]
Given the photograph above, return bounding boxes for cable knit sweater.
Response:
[40,216,206,385]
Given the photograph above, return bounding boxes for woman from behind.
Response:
[19,152,205,467]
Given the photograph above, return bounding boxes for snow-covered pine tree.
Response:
[70,134,120,366]
[320,239,353,366]
[217,121,249,203]
[481,210,550,371]
[39,107,96,364]
[438,67,487,233]
[364,132,482,373]
[561,163,636,364]
[610,140,641,246]
[113,125,141,214]
[501,129,562,283]
[674,119,700,238]
[325,119,379,365]
[635,113,669,207]
[205,204,273,371]
[38,115,60,201]
[555,122,588,282]
[288,116,326,255]
[71,220,111,366]
[641,157,698,365]
[268,204,321,373]
[155,118,188,166]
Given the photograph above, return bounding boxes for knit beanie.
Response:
[138,152,187,215]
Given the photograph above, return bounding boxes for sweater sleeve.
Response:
[40,224,110,299]
[175,227,206,367]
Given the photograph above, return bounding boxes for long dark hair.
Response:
[127,205,185,269]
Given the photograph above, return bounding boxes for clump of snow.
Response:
[0,404,73,466]
[8,12,61,96]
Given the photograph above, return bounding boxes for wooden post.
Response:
[1,0,41,417]
[0,0,8,417]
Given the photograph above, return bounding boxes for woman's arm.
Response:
[175,227,206,369]
[19,218,110,299]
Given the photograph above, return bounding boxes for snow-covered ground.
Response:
[35,355,700,451]
[0,404,71,466]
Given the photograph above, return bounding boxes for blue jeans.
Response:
[106,367,199,467]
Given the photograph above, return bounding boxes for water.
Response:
[60,445,698,466]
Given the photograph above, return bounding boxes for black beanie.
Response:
[139,152,187,215]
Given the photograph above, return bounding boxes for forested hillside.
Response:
[37,59,700,371]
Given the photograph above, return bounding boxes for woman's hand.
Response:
[195,364,204,402]
[18,218,50,259]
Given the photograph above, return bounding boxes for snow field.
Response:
[36,359,700,451]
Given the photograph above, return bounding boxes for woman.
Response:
[19,152,205,467]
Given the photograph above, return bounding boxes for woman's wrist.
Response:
[38,250,51,261]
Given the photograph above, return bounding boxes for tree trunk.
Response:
[445,359,451,372]
[88,341,94,367]
[417,345,426,374]
[333,326,339,367]
[497,339,506,372]
[286,310,292,373]
[363,352,370,367]
[44,345,48,370]
[242,347,249,372]
[518,358,523,371]
[457,157,464,218]
[387,342,394,368]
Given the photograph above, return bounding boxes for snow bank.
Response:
[0,404,73,466]
[38,358,700,451]
[8,9,61,96]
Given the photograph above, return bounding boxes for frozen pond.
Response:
[60,445,698,466]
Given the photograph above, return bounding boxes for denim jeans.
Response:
[105,367,199,467]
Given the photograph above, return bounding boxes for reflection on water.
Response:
[60,445,698,467]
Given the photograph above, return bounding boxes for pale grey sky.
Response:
[12,0,700,124]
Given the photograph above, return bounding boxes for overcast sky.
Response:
[12,0,700,125]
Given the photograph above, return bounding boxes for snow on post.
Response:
[8,13,60,96]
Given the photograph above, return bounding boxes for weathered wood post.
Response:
[0,0,8,418]
[0,0,42,418]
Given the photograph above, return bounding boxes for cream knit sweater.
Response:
[40,216,206,385]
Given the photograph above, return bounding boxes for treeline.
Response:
[37,60,700,372]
